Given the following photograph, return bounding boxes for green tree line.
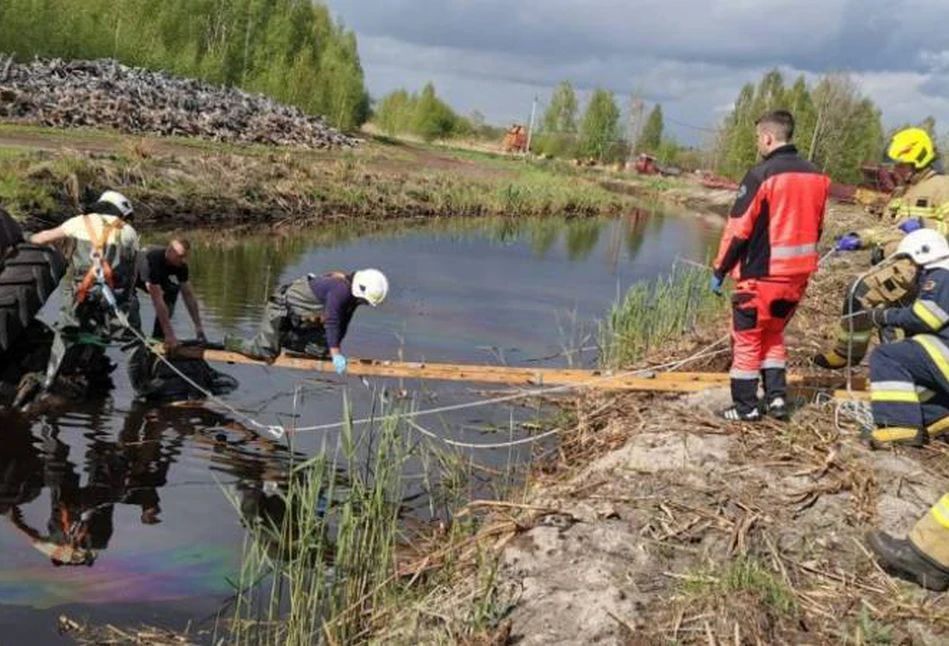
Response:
[531,82,690,167]
[0,0,369,130]
[715,70,884,183]
[373,83,474,141]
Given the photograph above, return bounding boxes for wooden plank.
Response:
[160,346,867,395]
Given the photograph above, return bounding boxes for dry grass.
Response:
[371,201,949,645]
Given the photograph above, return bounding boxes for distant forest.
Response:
[0,0,369,130]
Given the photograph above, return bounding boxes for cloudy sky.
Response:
[325,0,949,144]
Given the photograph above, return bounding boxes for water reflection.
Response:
[1,405,308,569]
[564,219,603,261]
[5,207,721,624]
[182,214,681,327]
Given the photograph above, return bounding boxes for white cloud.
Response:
[328,0,949,143]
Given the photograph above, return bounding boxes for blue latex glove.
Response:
[332,353,348,375]
[835,233,862,252]
[898,218,923,234]
[710,274,724,296]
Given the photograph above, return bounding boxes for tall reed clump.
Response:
[220,397,411,646]
[598,264,724,369]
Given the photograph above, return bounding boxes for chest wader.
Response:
[149,275,181,340]
[228,275,333,361]
[815,257,918,369]
[43,216,141,390]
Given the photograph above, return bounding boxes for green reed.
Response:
[220,395,412,646]
[598,264,725,369]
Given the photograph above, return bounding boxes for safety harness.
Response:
[75,214,126,305]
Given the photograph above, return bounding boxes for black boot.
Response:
[866,426,927,449]
[721,378,761,421]
[767,397,790,421]
[865,530,949,591]
[812,350,848,370]
[763,368,790,421]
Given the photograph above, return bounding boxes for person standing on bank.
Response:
[710,110,831,421]
[29,190,141,391]
[136,237,205,349]
[225,269,389,375]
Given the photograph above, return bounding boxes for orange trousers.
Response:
[729,275,809,379]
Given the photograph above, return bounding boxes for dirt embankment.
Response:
[388,202,949,645]
[0,132,631,233]
[599,175,737,219]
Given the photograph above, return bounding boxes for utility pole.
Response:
[525,95,538,157]
[627,95,644,167]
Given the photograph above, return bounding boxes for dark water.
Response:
[0,208,718,641]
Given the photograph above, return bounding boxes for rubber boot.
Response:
[865,530,949,591]
[866,426,927,449]
[223,334,275,362]
[812,349,848,370]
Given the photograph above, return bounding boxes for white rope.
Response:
[834,398,874,434]
[405,418,564,450]
[114,308,287,440]
[112,283,729,443]
[291,335,732,435]
[109,247,830,444]
[834,249,905,433]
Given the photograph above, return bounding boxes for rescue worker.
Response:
[865,223,949,587]
[815,127,949,369]
[866,500,949,592]
[136,236,205,349]
[864,229,949,448]
[29,191,141,390]
[710,110,831,421]
[224,268,389,374]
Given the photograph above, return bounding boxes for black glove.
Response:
[868,308,889,328]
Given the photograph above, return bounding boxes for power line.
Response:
[664,116,719,134]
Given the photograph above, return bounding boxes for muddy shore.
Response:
[377,200,949,645]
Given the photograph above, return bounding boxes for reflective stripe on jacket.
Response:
[886,170,949,222]
[713,144,831,280]
[883,267,949,343]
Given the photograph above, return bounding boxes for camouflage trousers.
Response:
[226,280,328,361]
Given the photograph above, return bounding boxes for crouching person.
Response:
[225,269,388,374]
[866,229,949,448]
[866,497,949,591]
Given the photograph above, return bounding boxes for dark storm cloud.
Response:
[326,0,949,138]
[338,0,948,73]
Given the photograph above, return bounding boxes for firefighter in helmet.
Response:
[30,190,141,390]
[814,128,949,370]
[864,229,949,590]
[224,268,389,374]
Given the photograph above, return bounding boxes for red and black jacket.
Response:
[713,144,830,281]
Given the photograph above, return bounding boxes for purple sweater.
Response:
[308,274,361,349]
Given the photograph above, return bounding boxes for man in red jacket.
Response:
[711,110,831,421]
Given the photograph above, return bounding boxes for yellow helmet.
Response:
[887,127,935,170]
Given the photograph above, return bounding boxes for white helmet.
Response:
[352,269,389,306]
[897,229,949,269]
[98,190,133,217]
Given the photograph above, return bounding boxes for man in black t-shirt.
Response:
[136,237,205,349]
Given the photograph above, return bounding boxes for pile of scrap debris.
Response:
[0,57,358,148]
